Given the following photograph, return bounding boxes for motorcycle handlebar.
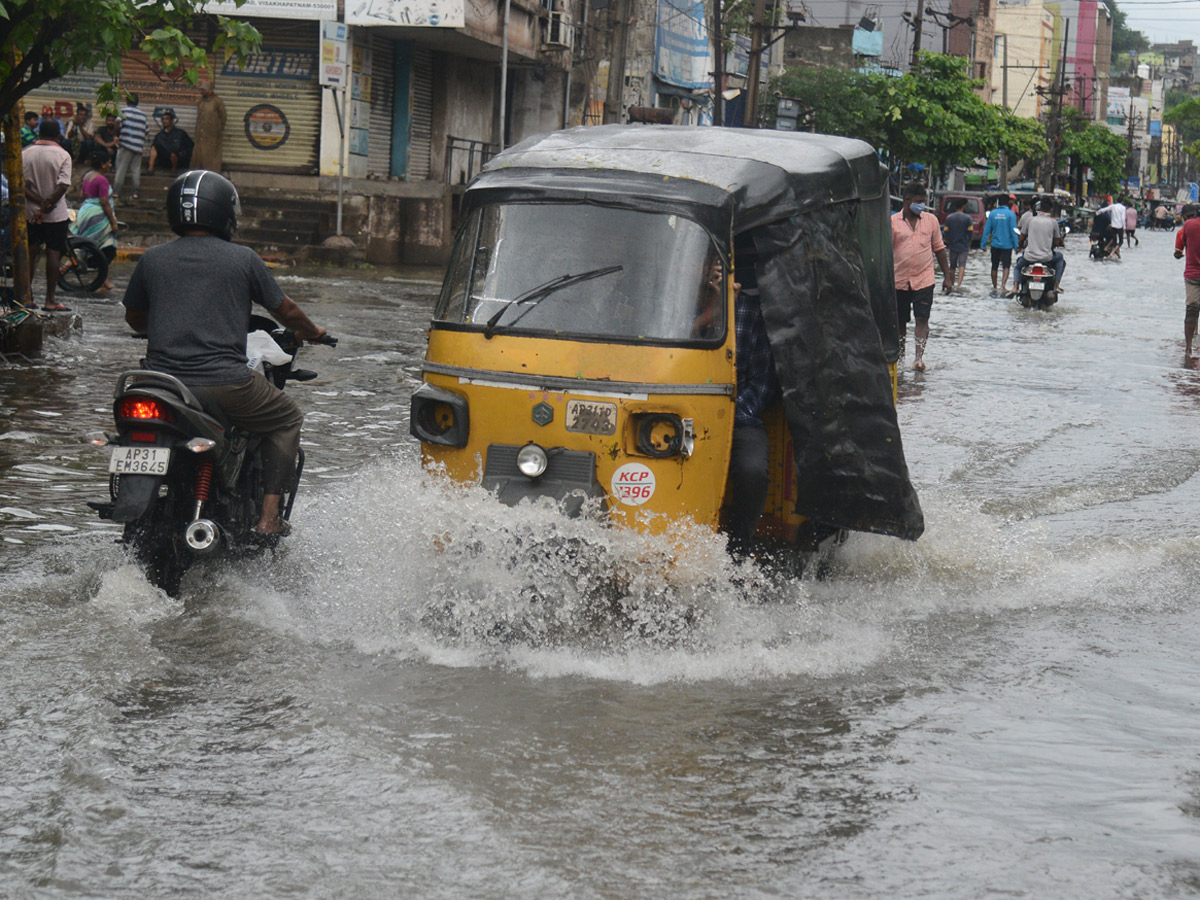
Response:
[313,333,338,347]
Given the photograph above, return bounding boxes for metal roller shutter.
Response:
[215,19,321,174]
[409,47,433,180]
[367,35,395,177]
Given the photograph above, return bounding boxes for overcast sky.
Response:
[1119,1,1200,46]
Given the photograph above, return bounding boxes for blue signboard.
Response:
[655,0,712,90]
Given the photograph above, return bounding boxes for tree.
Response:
[0,0,262,116]
[767,65,886,147]
[876,53,1039,172]
[1163,98,1200,169]
[1059,109,1128,194]
[1107,0,1149,70]
[767,53,1045,176]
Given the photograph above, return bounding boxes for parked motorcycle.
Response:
[1016,261,1058,310]
[88,317,336,595]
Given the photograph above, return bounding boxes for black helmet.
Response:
[167,170,240,241]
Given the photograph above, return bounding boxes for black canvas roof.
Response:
[470,125,888,236]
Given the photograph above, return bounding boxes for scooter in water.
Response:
[88,317,336,595]
[1015,261,1058,310]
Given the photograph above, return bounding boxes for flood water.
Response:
[3,231,1200,898]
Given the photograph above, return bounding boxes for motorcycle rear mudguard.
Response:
[111,474,165,523]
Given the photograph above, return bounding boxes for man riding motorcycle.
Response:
[121,170,327,536]
[1015,198,1066,293]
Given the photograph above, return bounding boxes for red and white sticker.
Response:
[611,463,656,506]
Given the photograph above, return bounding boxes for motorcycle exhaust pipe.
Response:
[184,518,223,554]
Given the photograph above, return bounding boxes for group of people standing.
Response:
[890,183,1066,370]
[19,80,228,310]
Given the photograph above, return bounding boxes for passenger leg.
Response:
[726,426,770,558]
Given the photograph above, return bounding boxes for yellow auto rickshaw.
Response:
[410,126,923,556]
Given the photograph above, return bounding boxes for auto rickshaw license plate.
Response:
[565,399,617,435]
[109,446,171,475]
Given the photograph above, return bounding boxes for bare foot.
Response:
[913,358,926,372]
[253,518,292,536]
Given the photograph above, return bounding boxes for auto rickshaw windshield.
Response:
[436,201,726,342]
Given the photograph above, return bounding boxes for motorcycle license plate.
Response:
[109,446,171,475]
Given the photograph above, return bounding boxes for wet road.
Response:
[2,232,1200,898]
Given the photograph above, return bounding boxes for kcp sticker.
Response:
[611,463,656,506]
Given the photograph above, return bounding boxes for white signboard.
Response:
[320,20,348,87]
[346,0,465,27]
[204,0,337,19]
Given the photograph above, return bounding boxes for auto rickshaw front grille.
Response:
[484,445,596,482]
[481,444,604,513]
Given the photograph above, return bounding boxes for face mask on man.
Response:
[909,202,926,215]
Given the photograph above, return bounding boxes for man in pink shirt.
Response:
[891,182,952,371]
[1173,204,1200,362]
[22,119,73,311]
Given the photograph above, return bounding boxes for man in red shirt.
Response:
[1174,204,1200,362]
[891,182,953,371]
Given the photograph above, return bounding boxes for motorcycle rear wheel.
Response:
[124,500,191,597]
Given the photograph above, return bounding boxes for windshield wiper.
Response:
[482,265,623,339]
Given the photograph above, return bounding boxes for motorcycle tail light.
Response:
[117,397,174,423]
[130,431,158,443]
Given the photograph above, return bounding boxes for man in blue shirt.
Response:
[981,195,1020,296]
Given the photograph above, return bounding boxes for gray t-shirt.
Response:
[1021,213,1061,262]
[123,235,286,385]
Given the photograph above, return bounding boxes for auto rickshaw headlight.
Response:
[516,443,549,478]
[633,413,685,458]
[410,383,470,447]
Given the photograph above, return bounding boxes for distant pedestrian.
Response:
[22,119,73,312]
[942,198,973,292]
[20,111,39,147]
[147,110,193,175]
[1125,204,1139,247]
[891,182,952,371]
[191,79,227,173]
[112,92,148,200]
[92,113,119,164]
[982,195,1019,295]
[1154,204,1169,230]
[73,148,120,292]
[1173,204,1200,363]
[64,103,93,162]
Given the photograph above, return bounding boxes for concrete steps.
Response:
[108,173,362,263]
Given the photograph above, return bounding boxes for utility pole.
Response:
[1042,20,1068,193]
[743,0,768,127]
[712,0,724,126]
[603,0,630,124]
[999,33,1008,191]
[910,0,926,70]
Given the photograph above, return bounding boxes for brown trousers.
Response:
[192,370,304,494]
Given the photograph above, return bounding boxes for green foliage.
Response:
[1107,0,1149,67]
[768,52,1045,172]
[1058,109,1127,193]
[767,65,885,146]
[1164,97,1200,147]
[0,0,262,117]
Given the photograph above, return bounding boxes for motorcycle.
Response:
[1016,260,1058,310]
[88,317,336,595]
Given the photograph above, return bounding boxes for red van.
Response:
[935,192,988,246]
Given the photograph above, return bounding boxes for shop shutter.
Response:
[409,47,433,180]
[367,35,395,177]
[214,19,321,174]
